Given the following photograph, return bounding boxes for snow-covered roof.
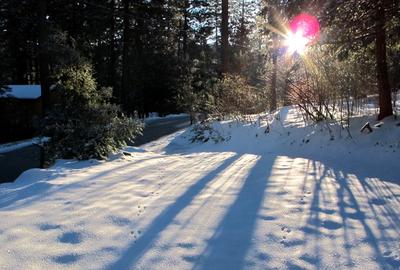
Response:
[1,85,42,99]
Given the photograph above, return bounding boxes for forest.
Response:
[1,1,400,269]
[0,0,399,159]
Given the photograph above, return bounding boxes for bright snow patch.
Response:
[0,106,399,270]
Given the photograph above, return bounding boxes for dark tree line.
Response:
[0,0,258,117]
[0,0,398,119]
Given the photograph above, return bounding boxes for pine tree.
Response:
[221,0,229,73]
[43,62,143,161]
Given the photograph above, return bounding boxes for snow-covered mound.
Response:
[0,106,399,270]
[148,107,400,178]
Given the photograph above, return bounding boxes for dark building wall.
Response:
[0,98,42,143]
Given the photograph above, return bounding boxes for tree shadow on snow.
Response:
[0,155,165,210]
[301,160,400,269]
[105,154,241,270]
[153,122,399,269]
[192,155,274,269]
[102,121,399,269]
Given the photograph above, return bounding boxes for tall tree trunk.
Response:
[8,15,27,84]
[38,0,50,115]
[215,0,219,50]
[121,0,131,109]
[108,0,117,91]
[182,0,189,61]
[237,0,246,73]
[14,46,27,84]
[221,0,229,73]
[375,0,393,120]
[240,0,245,50]
[133,8,144,115]
[270,48,278,112]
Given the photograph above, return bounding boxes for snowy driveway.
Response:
[1,149,399,269]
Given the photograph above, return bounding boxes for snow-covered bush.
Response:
[189,122,225,144]
[42,63,143,161]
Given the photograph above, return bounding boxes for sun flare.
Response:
[285,13,320,55]
[285,31,309,55]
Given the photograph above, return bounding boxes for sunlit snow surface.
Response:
[0,106,399,270]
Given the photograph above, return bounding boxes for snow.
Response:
[0,137,48,154]
[144,113,188,124]
[0,106,399,270]
[0,85,41,99]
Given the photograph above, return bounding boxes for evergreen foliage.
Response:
[42,63,142,161]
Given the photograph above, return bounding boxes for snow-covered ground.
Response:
[0,107,399,270]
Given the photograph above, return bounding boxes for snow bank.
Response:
[0,137,49,154]
[144,113,188,124]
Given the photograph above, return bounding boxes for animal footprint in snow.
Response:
[322,220,342,230]
[53,253,81,264]
[39,223,61,231]
[130,230,141,238]
[58,232,83,244]
[299,194,308,204]
[137,205,146,215]
[280,226,292,244]
[281,226,291,232]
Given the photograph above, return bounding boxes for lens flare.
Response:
[285,13,320,55]
[285,30,308,54]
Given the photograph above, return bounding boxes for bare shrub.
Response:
[211,74,265,121]
[287,46,375,132]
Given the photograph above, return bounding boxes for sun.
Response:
[285,30,309,55]
[285,13,320,55]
